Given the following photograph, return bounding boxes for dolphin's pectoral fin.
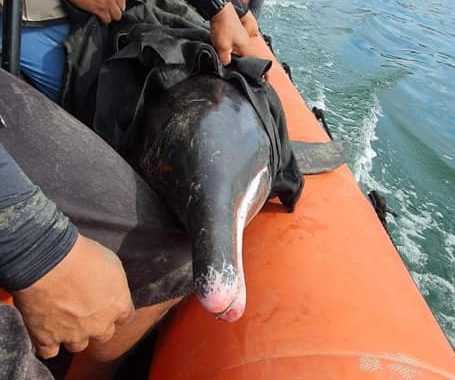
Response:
[291,140,349,175]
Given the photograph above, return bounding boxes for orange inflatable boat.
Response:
[148,37,455,379]
[1,35,453,380]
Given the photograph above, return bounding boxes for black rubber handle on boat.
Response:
[312,107,334,140]
[1,0,23,76]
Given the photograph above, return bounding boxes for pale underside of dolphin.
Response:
[135,75,348,322]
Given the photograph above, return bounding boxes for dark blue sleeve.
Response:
[187,0,248,19]
[0,143,78,291]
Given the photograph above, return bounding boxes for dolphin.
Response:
[134,75,348,322]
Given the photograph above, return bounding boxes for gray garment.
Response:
[0,69,193,308]
[0,304,54,380]
[0,0,66,23]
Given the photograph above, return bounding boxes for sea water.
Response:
[260,0,454,346]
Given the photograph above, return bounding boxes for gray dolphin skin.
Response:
[135,75,348,321]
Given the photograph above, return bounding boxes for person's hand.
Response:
[12,234,135,359]
[240,10,259,37]
[210,2,262,65]
[69,0,126,23]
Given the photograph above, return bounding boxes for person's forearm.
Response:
[0,143,78,291]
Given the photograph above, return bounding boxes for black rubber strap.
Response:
[187,0,229,20]
[231,0,249,18]
[1,0,23,76]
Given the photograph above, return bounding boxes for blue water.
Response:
[260,0,454,345]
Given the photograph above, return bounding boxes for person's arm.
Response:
[187,0,248,19]
[0,144,134,358]
[187,0,261,65]
[210,2,262,65]
[67,0,262,65]
[0,144,77,290]
[189,0,259,38]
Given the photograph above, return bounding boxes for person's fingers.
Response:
[35,343,60,359]
[218,48,233,65]
[92,323,116,344]
[115,302,135,327]
[116,0,126,11]
[64,339,90,353]
[109,4,123,22]
[98,10,112,24]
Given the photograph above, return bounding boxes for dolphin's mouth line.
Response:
[212,166,271,321]
[215,298,237,319]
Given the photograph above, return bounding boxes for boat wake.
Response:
[352,95,386,193]
[265,0,309,11]
[307,84,328,111]
[412,272,455,347]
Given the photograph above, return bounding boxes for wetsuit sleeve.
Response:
[0,143,78,291]
[187,0,248,20]
[230,0,249,18]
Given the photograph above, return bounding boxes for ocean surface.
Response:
[260,0,454,345]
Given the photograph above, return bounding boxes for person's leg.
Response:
[0,70,193,378]
[0,304,55,380]
[0,16,70,101]
[66,298,181,380]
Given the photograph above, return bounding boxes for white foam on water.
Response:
[352,95,389,193]
[390,190,455,345]
[265,0,309,11]
[445,233,455,264]
[411,272,455,347]
[307,83,328,111]
[391,189,434,267]
[411,272,455,298]
[438,312,455,348]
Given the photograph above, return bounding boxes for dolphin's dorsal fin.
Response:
[291,140,349,175]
